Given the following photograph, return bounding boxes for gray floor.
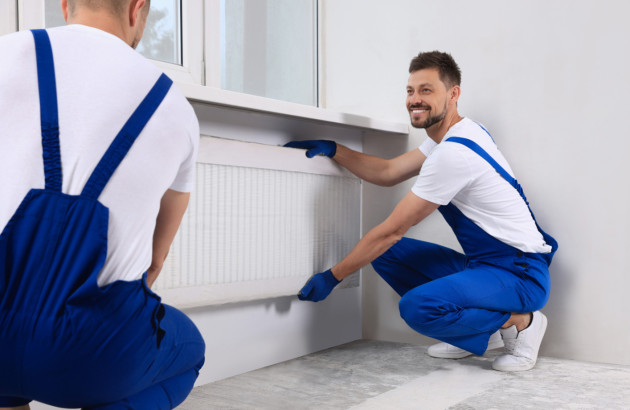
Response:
[180,340,630,410]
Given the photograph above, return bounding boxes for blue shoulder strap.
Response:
[31,29,173,200]
[446,136,558,257]
[31,29,62,192]
[446,137,530,207]
[81,74,173,199]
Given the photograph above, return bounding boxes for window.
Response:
[18,0,203,84]
[136,0,182,65]
[44,0,183,66]
[44,1,66,29]
[13,0,319,106]
[220,0,318,106]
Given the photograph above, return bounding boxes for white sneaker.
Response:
[427,330,504,359]
[492,311,548,372]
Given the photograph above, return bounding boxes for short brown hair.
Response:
[408,51,461,89]
[67,0,149,16]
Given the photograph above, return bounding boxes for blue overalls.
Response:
[0,30,205,409]
[372,136,558,356]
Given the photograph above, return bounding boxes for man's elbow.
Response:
[385,228,407,247]
[380,179,399,188]
[380,169,415,187]
[377,172,405,187]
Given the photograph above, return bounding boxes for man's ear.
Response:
[129,0,147,27]
[61,0,69,22]
[450,85,461,104]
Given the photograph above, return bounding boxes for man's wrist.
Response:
[329,268,342,282]
[330,143,343,159]
[329,141,338,158]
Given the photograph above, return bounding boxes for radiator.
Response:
[154,136,361,307]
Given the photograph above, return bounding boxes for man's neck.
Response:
[426,111,464,144]
[67,10,132,46]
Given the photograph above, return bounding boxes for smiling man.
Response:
[285,51,558,372]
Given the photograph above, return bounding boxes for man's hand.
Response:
[284,140,337,158]
[297,269,341,302]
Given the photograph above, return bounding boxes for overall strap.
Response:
[31,29,62,192]
[81,74,173,199]
[473,121,496,143]
[446,136,558,259]
[446,137,530,208]
[446,135,547,235]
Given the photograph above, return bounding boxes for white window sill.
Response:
[177,82,409,136]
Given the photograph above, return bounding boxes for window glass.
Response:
[221,0,318,106]
[136,0,181,65]
[44,0,182,66]
[44,2,67,28]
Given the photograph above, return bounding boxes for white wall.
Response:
[322,0,630,366]
[188,288,361,385]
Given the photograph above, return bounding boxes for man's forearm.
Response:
[331,221,404,280]
[147,190,190,287]
[285,139,424,186]
[330,191,439,281]
[333,144,395,186]
[334,144,426,187]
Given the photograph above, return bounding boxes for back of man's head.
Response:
[65,0,151,49]
[409,51,462,89]
[67,0,150,17]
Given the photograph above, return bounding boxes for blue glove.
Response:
[284,140,337,158]
[298,269,341,302]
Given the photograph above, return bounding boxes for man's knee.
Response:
[193,356,205,376]
[371,238,413,276]
[162,305,206,367]
[371,246,397,274]
[398,291,451,335]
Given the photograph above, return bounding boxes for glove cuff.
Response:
[327,141,337,158]
[323,269,341,284]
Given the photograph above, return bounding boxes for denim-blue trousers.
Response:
[0,275,205,409]
[371,237,550,355]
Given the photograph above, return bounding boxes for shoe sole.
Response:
[427,349,473,359]
[428,337,505,359]
[492,313,548,372]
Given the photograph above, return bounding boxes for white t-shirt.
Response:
[412,118,551,253]
[0,25,200,285]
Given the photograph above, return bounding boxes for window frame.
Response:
[16,0,205,85]
[0,0,17,36]
[204,0,221,89]
[9,0,323,107]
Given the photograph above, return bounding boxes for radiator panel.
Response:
[155,137,361,307]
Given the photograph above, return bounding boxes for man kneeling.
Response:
[287,51,557,372]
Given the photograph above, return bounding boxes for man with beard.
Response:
[285,51,557,372]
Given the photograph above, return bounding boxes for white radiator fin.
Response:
[154,137,361,307]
